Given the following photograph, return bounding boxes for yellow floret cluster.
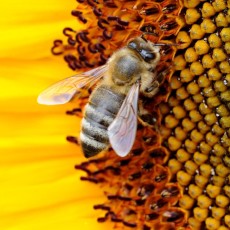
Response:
[160,1,230,229]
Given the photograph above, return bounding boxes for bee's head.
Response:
[127,37,161,67]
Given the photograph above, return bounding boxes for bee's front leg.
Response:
[142,67,170,98]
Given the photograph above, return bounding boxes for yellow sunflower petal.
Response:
[0,1,110,229]
[0,0,83,59]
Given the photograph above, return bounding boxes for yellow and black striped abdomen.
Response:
[80,85,125,158]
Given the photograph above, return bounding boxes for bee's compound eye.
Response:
[140,49,156,62]
[128,41,137,50]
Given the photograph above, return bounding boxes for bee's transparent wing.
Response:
[37,65,107,105]
[108,82,139,157]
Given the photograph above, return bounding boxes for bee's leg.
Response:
[138,67,171,128]
[142,67,171,98]
[138,99,157,128]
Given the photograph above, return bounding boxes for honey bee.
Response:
[38,36,170,158]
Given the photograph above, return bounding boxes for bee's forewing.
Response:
[108,82,139,157]
[37,65,107,105]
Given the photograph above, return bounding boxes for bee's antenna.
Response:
[154,43,179,47]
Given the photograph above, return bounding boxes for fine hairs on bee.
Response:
[37,36,173,158]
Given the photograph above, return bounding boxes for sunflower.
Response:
[53,0,230,229]
[2,0,230,229]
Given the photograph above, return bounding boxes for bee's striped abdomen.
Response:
[80,85,125,158]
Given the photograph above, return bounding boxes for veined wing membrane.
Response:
[37,65,107,105]
[108,82,139,157]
